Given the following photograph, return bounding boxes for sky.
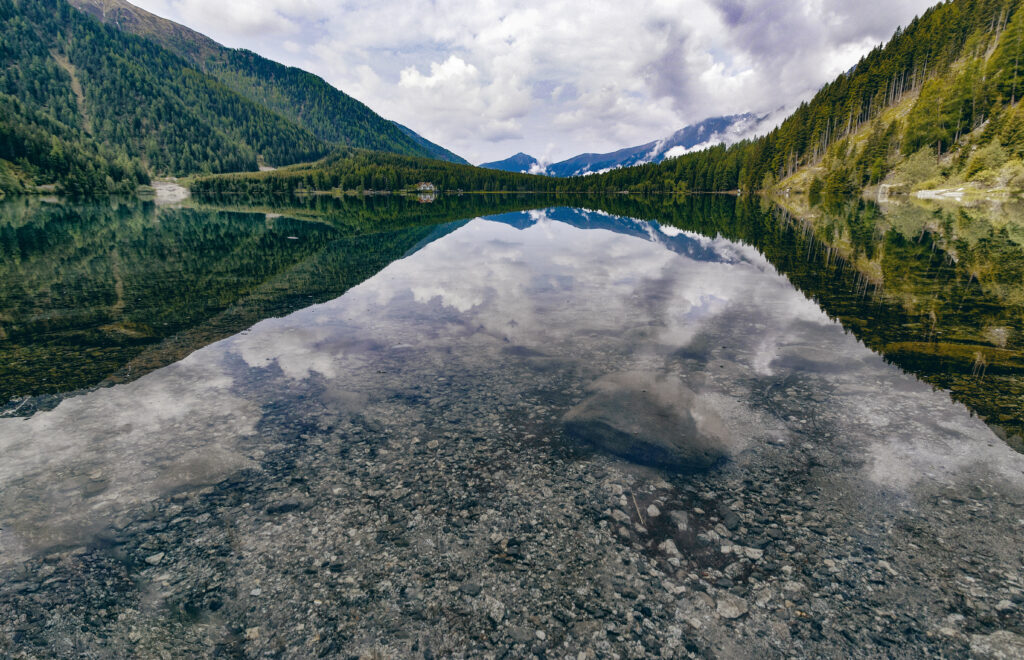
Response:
[130,0,938,164]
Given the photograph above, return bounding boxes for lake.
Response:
[0,194,1022,658]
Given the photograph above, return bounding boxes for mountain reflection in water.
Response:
[0,194,562,412]
[0,204,1020,561]
[4,194,1018,449]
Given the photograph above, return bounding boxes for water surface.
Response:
[0,198,1022,657]
[0,195,560,412]
[1,202,1020,555]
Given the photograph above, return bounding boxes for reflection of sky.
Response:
[1,208,1021,561]
[0,351,259,559]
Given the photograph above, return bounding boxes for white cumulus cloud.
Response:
[129,0,937,163]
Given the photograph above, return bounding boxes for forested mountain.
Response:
[198,0,1024,199]
[67,0,465,163]
[580,0,1024,194]
[0,0,333,194]
[0,0,464,197]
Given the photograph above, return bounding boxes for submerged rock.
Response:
[716,593,749,619]
[563,371,733,472]
[458,582,482,597]
[669,510,691,531]
[970,631,1024,659]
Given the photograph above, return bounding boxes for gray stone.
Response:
[265,498,307,515]
[715,593,749,619]
[510,627,534,644]
[877,560,898,577]
[611,509,631,524]
[562,371,733,472]
[781,581,805,597]
[722,511,741,531]
[485,596,505,624]
[144,552,164,566]
[459,582,482,597]
[658,539,681,556]
[724,561,745,580]
[669,510,690,532]
[970,631,1024,659]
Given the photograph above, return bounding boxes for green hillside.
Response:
[0,0,467,197]
[67,0,467,164]
[0,0,329,193]
[591,0,1024,196]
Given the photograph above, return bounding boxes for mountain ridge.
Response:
[546,114,766,177]
[0,0,469,195]
[67,0,220,61]
[480,114,768,177]
[66,0,467,164]
[1,0,329,193]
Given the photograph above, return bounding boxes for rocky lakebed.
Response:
[1,210,1023,658]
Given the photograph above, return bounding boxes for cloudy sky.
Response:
[131,0,937,164]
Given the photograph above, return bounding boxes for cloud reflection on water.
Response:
[0,209,1020,563]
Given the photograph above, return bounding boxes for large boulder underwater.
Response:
[563,371,734,472]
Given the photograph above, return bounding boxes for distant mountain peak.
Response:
[480,114,771,179]
[479,153,541,174]
[544,114,768,177]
